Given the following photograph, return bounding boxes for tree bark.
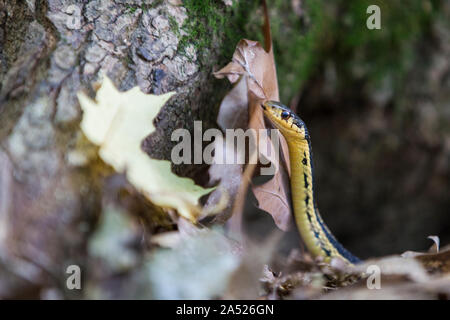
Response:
[0,0,228,298]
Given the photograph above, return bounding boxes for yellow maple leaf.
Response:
[78,77,213,221]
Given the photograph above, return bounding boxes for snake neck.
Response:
[287,138,360,264]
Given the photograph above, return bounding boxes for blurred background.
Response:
[246,0,450,259]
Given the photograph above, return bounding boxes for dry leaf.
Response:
[223,232,283,299]
[216,77,249,130]
[145,228,240,299]
[321,253,450,300]
[88,204,140,272]
[202,78,247,222]
[414,246,450,274]
[78,77,214,222]
[322,278,450,300]
[355,256,430,283]
[427,235,440,253]
[401,236,440,258]
[214,1,292,231]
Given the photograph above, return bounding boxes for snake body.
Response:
[262,101,360,264]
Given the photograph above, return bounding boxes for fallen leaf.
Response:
[216,77,249,130]
[213,1,292,231]
[414,246,450,274]
[224,231,283,299]
[321,253,450,300]
[143,228,240,299]
[427,235,440,253]
[150,231,181,249]
[78,77,214,222]
[202,79,246,222]
[88,204,140,272]
[214,39,278,101]
[321,277,450,300]
[401,236,442,260]
[355,256,430,283]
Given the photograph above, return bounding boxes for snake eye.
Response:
[281,111,290,119]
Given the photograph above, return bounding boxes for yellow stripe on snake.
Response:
[262,100,360,265]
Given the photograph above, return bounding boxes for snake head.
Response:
[261,100,309,141]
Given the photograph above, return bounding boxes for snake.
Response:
[262,100,360,265]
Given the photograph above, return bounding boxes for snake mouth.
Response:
[261,100,286,118]
[262,100,291,115]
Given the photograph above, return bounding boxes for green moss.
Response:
[125,5,138,14]
[178,0,321,100]
[269,0,326,102]
[168,15,180,36]
[330,0,435,92]
[141,2,150,12]
[178,1,439,104]
[266,0,438,102]
[176,0,326,101]
[179,0,260,65]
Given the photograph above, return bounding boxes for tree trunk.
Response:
[0,0,234,298]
